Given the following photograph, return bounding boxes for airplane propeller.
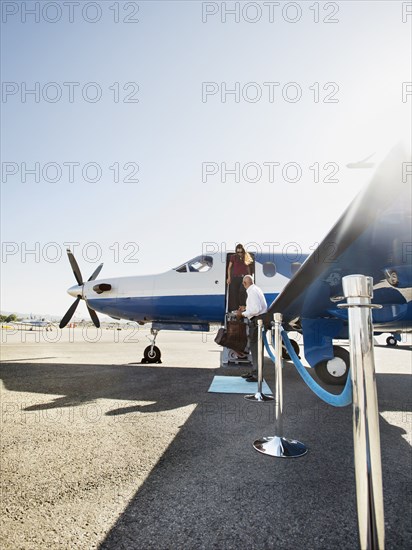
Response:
[59,250,103,329]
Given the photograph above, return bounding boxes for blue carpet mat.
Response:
[208,375,273,394]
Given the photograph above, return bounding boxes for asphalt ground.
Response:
[1,327,411,549]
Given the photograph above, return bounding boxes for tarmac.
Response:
[1,326,411,549]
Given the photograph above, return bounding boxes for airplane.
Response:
[346,152,376,169]
[15,316,54,330]
[59,247,306,363]
[59,143,411,385]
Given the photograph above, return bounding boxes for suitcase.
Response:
[215,320,247,354]
[214,327,228,347]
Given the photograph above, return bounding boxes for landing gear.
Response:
[143,345,161,363]
[386,335,398,347]
[282,339,300,359]
[141,329,162,364]
[314,345,350,386]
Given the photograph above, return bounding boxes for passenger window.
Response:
[263,262,276,277]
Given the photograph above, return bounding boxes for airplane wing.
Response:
[267,143,412,378]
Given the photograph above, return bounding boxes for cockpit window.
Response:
[174,255,213,273]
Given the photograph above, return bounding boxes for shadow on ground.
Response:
[98,368,411,549]
[1,361,410,549]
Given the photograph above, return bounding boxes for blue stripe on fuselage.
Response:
[88,293,278,324]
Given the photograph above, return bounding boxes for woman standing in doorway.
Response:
[227,244,253,311]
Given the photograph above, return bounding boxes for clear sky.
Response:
[1,0,411,318]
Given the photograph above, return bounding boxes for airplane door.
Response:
[225,252,255,312]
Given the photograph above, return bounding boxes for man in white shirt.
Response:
[236,275,267,382]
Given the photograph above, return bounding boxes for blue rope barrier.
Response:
[262,331,277,363]
[263,329,352,407]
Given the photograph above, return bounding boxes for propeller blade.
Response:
[88,263,103,282]
[59,296,81,328]
[67,249,83,286]
[87,306,100,328]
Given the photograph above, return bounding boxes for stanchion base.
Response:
[253,436,307,458]
[244,392,274,403]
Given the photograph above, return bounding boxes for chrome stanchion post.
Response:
[339,275,385,550]
[257,319,264,393]
[245,319,274,403]
[274,312,284,436]
[253,313,307,457]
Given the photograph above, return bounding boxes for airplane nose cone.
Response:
[67,284,83,298]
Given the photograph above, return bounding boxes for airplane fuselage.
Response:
[70,252,299,326]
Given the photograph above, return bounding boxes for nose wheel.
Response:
[143,345,161,363]
[141,329,162,363]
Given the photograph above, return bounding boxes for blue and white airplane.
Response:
[59,248,303,361]
[17,316,53,330]
[60,144,411,383]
